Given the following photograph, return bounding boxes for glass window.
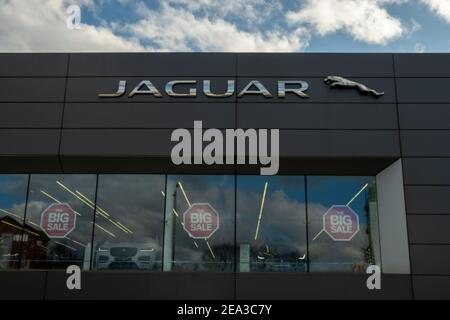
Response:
[92,175,165,271]
[237,176,307,272]
[164,175,235,272]
[21,175,97,270]
[1,173,383,273]
[307,176,381,272]
[0,175,29,269]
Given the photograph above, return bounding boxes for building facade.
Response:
[0,53,449,299]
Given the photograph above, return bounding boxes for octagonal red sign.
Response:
[323,205,359,241]
[182,203,219,239]
[40,203,76,238]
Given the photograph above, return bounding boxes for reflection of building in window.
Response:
[0,174,382,273]
[0,216,49,269]
[163,176,234,272]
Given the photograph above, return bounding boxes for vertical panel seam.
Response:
[89,174,100,271]
[392,53,415,299]
[58,54,71,174]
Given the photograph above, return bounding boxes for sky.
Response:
[0,0,450,53]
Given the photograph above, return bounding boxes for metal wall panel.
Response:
[0,103,63,128]
[413,276,450,299]
[0,129,60,155]
[279,130,400,157]
[63,103,235,129]
[0,271,47,300]
[68,53,236,77]
[237,53,394,77]
[45,272,235,300]
[408,215,450,244]
[399,104,450,129]
[397,78,450,103]
[410,245,450,275]
[0,78,66,102]
[394,54,450,77]
[0,53,68,77]
[238,103,398,129]
[236,273,411,300]
[401,131,450,157]
[405,186,450,214]
[403,158,450,185]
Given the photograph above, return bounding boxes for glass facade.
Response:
[237,176,307,272]
[93,175,165,271]
[0,174,381,273]
[164,175,235,272]
[22,175,97,269]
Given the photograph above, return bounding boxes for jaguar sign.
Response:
[98,76,383,99]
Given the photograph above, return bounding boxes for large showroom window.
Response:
[0,175,29,269]
[0,174,381,273]
[307,176,381,272]
[236,176,307,272]
[164,175,235,272]
[21,175,97,270]
[92,175,165,271]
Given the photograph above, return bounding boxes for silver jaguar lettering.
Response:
[128,80,162,97]
[237,80,272,98]
[165,80,197,97]
[98,80,311,99]
[98,80,127,97]
[278,80,309,98]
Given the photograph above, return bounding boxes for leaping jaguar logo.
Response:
[324,75,384,97]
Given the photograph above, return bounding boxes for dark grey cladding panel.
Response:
[0,103,63,128]
[0,129,60,155]
[0,157,62,173]
[66,77,236,103]
[394,54,450,77]
[279,130,400,157]
[60,157,235,174]
[0,79,66,102]
[60,129,173,156]
[45,271,234,300]
[68,53,236,77]
[399,104,450,129]
[236,274,411,300]
[401,131,450,157]
[237,53,394,77]
[237,158,396,175]
[237,78,395,103]
[405,186,450,214]
[413,276,450,299]
[397,78,450,103]
[0,271,46,300]
[237,103,398,129]
[410,245,450,275]
[403,158,450,185]
[408,215,450,244]
[0,53,68,77]
[63,103,235,129]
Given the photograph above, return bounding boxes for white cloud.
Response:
[287,0,406,45]
[0,0,144,52]
[2,0,442,53]
[0,0,308,52]
[126,2,309,52]
[165,0,282,26]
[421,0,450,23]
